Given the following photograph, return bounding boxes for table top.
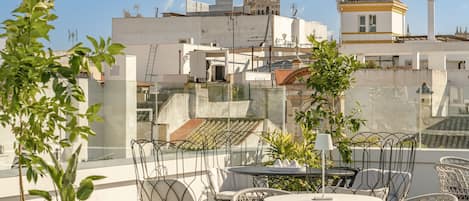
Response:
[228,166,356,177]
[265,193,383,201]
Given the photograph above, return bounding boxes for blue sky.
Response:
[1,0,469,50]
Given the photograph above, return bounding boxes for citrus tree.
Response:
[295,36,365,163]
[0,0,124,200]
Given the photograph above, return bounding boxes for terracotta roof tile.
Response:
[274,69,295,85]
[170,119,205,141]
[176,118,262,149]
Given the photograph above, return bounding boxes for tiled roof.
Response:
[274,69,295,85]
[170,119,205,141]
[175,118,262,149]
[275,67,310,85]
[426,117,469,131]
[421,133,469,149]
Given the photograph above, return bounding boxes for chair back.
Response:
[131,139,208,201]
[440,156,469,167]
[435,163,469,201]
[334,132,417,201]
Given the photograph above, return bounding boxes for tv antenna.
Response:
[290,3,298,18]
[68,29,78,43]
[133,4,142,17]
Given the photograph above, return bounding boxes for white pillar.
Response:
[428,0,436,41]
[103,55,137,159]
[412,52,421,70]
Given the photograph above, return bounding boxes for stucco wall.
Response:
[157,93,192,134]
[341,11,392,33]
[346,69,446,133]
[195,86,251,118]
[112,15,326,48]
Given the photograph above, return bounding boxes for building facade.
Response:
[244,0,281,15]
[338,0,407,44]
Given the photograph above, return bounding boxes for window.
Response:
[359,16,366,32]
[369,15,377,32]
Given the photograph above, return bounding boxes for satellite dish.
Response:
[290,3,298,18]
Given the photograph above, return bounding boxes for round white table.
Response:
[264,193,383,201]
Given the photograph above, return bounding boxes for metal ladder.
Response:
[144,44,158,82]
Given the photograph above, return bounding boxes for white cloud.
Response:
[164,0,175,11]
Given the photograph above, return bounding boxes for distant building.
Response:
[113,14,327,82]
[186,0,280,16]
[186,0,210,13]
[244,0,280,15]
[338,0,469,71]
[338,0,408,44]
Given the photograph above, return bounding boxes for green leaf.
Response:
[67,42,83,53]
[77,179,94,200]
[108,43,125,55]
[29,190,52,201]
[63,145,81,186]
[85,175,106,181]
[41,72,51,83]
[87,36,98,50]
[99,37,105,50]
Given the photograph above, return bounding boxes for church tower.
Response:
[337,0,408,44]
[244,0,280,15]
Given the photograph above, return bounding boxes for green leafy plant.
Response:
[29,146,106,201]
[263,129,319,168]
[0,0,124,200]
[262,129,320,191]
[295,36,365,163]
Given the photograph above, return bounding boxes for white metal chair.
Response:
[333,133,417,201]
[232,188,291,201]
[435,163,469,201]
[440,156,469,167]
[325,168,411,201]
[208,168,256,200]
[405,193,458,201]
[131,139,208,201]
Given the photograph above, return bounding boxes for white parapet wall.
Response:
[0,148,465,200]
[0,152,228,201]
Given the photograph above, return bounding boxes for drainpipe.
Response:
[178,50,182,74]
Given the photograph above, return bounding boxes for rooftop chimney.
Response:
[428,0,435,41]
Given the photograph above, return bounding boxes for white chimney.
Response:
[428,0,436,41]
